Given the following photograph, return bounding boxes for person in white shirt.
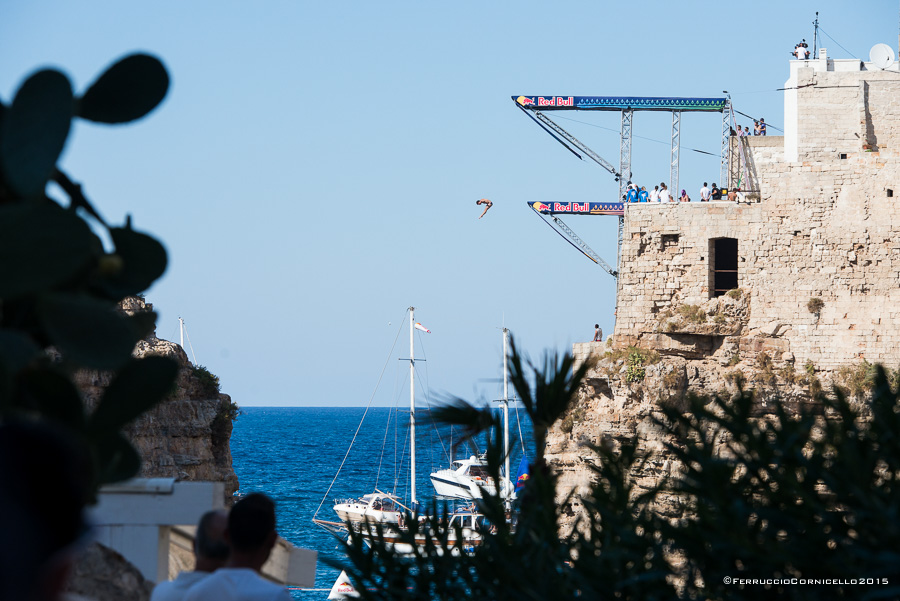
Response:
[184,494,292,601]
[151,510,229,601]
[649,185,659,203]
[659,183,670,202]
[699,182,710,202]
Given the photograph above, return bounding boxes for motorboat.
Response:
[430,455,514,499]
[429,327,516,502]
[332,491,401,525]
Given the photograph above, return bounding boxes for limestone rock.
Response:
[66,543,154,601]
[75,297,239,499]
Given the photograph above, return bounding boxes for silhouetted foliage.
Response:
[334,343,900,600]
[0,54,175,501]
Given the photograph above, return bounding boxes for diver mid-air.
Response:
[476,198,493,219]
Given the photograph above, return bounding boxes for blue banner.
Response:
[514,95,726,112]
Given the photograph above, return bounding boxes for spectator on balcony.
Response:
[626,186,638,203]
[699,182,710,202]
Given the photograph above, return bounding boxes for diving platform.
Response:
[529,201,624,217]
[513,96,727,112]
[515,93,737,286]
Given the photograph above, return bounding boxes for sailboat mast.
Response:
[502,327,510,488]
[179,317,184,349]
[409,306,417,506]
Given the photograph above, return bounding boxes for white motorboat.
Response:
[332,491,401,525]
[430,455,514,499]
[429,327,515,502]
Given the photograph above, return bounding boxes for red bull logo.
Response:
[517,473,530,483]
[537,96,574,107]
[516,95,536,106]
[552,202,589,213]
[531,202,550,213]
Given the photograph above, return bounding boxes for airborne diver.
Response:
[476,198,493,219]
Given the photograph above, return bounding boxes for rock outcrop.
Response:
[548,290,861,532]
[74,297,239,500]
[66,543,154,601]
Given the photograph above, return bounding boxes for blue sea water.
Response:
[231,406,532,599]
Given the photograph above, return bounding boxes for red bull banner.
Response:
[529,201,624,216]
[514,95,726,113]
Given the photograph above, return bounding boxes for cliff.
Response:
[75,296,239,499]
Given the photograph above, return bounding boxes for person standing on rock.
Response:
[593,324,603,342]
[151,509,229,601]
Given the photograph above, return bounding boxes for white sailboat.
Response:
[313,307,485,553]
[314,307,423,530]
[429,327,515,501]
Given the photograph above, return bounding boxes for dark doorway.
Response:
[710,237,738,297]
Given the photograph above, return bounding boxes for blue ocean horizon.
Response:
[231,406,532,599]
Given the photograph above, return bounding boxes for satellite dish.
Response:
[869,43,895,69]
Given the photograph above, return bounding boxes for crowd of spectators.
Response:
[733,119,765,136]
[623,180,749,204]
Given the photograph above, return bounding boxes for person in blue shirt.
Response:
[638,186,649,202]
[626,187,638,203]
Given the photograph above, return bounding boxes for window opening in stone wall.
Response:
[709,237,738,298]
[888,189,894,198]
[839,153,848,159]
[661,234,679,251]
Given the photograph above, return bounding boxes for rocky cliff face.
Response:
[75,297,239,500]
[546,290,855,531]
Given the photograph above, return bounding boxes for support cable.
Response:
[533,211,617,277]
[516,106,621,178]
[551,114,720,155]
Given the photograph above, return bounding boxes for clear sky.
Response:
[2,1,896,406]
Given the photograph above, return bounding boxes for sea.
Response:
[231,406,532,600]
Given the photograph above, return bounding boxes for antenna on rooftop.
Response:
[813,12,819,57]
[870,43,895,69]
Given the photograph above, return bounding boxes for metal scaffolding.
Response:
[720,98,731,187]
[670,111,681,197]
[618,108,633,201]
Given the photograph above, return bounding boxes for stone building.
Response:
[549,46,900,528]
[615,46,900,373]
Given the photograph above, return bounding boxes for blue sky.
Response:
[2,1,896,406]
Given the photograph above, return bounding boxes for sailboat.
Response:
[429,327,515,501]
[313,307,485,553]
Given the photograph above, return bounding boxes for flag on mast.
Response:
[414,322,431,333]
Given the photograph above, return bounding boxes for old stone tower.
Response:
[548,47,900,526]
